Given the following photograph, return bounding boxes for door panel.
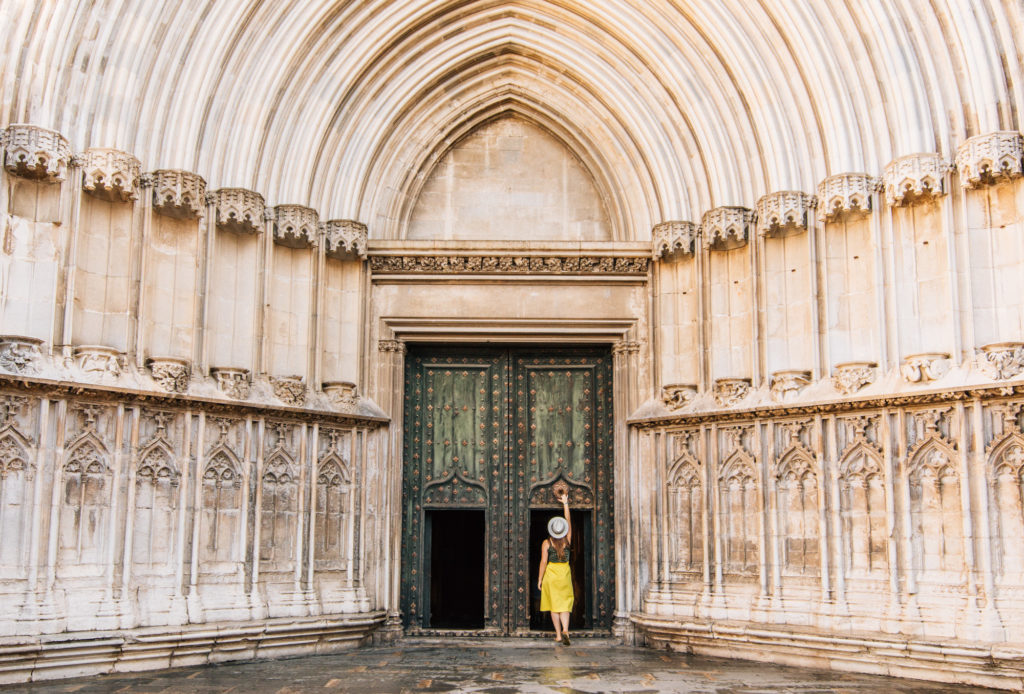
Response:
[402,346,613,634]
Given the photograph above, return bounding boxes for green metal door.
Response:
[401,346,614,634]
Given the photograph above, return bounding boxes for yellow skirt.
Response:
[540,562,574,613]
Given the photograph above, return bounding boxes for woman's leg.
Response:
[549,612,562,641]
[558,612,570,637]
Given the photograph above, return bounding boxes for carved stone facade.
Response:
[273,205,319,248]
[816,173,879,221]
[701,207,753,250]
[369,254,649,274]
[324,220,368,259]
[147,357,190,393]
[755,191,814,237]
[652,221,697,258]
[212,188,265,235]
[0,336,44,375]
[2,124,71,181]
[956,131,1024,188]
[883,153,948,206]
[146,169,207,219]
[78,148,141,202]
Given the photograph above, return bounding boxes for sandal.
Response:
[561,634,571,646]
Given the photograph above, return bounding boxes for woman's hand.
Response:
[559,493,569,505]
[537,579,543,590]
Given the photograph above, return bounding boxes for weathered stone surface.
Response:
[884,153,948,206]
[3,124,71,181]
[956,131,1024,188]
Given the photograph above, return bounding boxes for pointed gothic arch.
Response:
[667,450,703,574]
[773,445,820,576]
[838,440,888,575]
[905,436,963,579]
[315,451,353,569]
[718,448,759,574]
[132,438,180,569]
[987,432,1024,578]
[59,434,111,569]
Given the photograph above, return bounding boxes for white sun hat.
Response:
[547,516,569,539]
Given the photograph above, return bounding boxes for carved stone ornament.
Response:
[324,220,368,259]
[211,366,250,399]
[273,205,319,249]
[368,254,650,275]
[147,357,190,393]
[73,345,122,377]
[832,361,877,395]
[978,342,1024,380]
[883,153,949,206]
[78,147,141,202]
[271,375,307,406]
[377,339,406,354]
[212,188,265,235]
[755,191,815,237]
[769,370,812,403]
[900,352,950,383]
[816,173,880,221]
[146,169,206,219]
[0,335,44,374]
[652,221,698,259]
[701,207,753,251]
[3,124,71,181]
[662,384,698,410]
[713,378,751,407]
[955,130,1024,188]
[323,381,359,410]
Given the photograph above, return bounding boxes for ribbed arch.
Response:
[5,0,1024,235]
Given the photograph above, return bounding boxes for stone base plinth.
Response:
[0,611,385,685]
[632,613,1024,691]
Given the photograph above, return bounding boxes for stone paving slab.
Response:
[0,639,1003,693]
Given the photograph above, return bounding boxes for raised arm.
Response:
[561,493,571,545]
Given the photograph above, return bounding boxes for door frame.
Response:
[374,317,645,638]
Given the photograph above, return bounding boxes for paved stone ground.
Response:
[0,639,1004,693]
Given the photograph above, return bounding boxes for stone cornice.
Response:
[955,130,1024,188]
[0,374,388,427]
[652,221,698,258]
[629,380,1024,429]
[368,254,650,274]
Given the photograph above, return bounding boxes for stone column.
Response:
[375,337,406,640]
[612,338,640,642]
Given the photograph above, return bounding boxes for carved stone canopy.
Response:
[212,188,265,235]
[901,352,950,384]
[323,219,368,259]
[955,131,1024,188]
[832,361,877,395]
[3,124,71,182]
[755,191,815,237]
[816,173,880,221]
[652,221,698,258]
[770,370,811,403]
[146,169,207,219]
[78,148,141,202]
[701,207,753,251]
[883,153,949,206]
[713,378,751,407]
[273,205,320,248]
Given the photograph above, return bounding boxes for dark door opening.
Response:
[529,508,590,631]
[426,509,486,629]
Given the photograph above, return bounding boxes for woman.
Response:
[537,492,573,645]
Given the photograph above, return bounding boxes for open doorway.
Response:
[529,508,590,631]
[425,509,486,628]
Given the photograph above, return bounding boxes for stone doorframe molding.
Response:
[373,317,645,639]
